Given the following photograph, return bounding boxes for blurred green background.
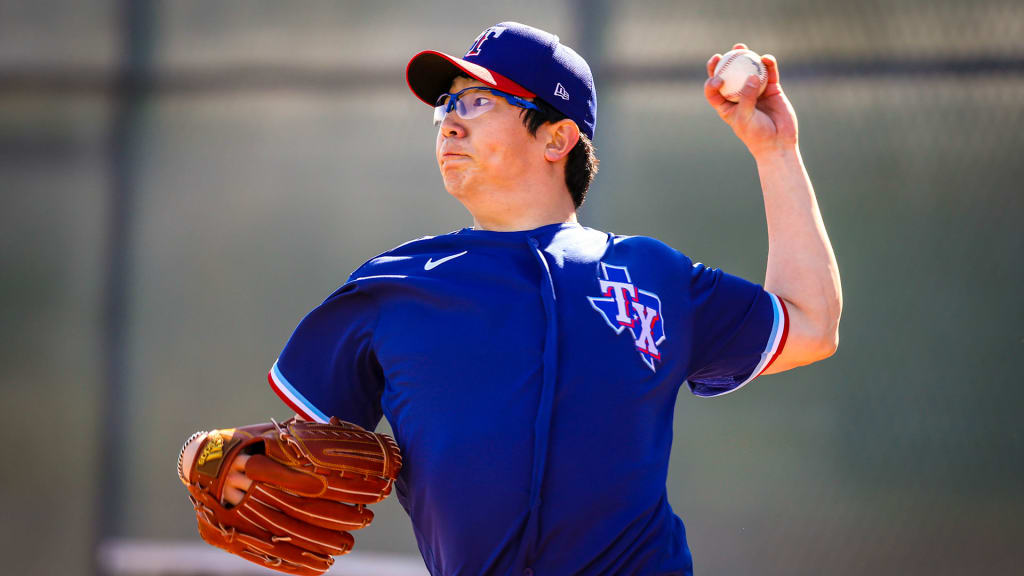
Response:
[2,1,1022,575]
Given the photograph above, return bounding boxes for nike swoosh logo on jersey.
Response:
[424,251,468,270]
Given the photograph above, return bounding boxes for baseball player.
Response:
[179,21,841,576]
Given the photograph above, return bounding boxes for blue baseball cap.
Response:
[406,22,597,140]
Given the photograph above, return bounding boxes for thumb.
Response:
[703,75,731,116]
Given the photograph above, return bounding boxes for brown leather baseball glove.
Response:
[178,417,402,575]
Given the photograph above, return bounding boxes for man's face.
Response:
[435,76,543,200]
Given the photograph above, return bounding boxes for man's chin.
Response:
[441,171,472,198]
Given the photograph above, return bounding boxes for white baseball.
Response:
[713,48,767,103]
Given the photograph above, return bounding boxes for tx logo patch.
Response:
[588,263,666,371]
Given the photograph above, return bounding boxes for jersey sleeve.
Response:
[267,281,385,429]
[685,261,789,397]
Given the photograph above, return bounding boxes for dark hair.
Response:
[519,98,599,209]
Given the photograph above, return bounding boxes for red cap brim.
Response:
[406,50,535,106]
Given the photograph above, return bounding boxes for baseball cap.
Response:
[406,21,597,140]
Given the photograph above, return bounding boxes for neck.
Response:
[460,176,578,232]
[471,210,578,232]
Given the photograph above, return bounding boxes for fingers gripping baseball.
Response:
[703,44,798,156]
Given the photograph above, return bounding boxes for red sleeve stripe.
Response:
[759,296,790,376]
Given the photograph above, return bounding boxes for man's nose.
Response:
[439,111,466,138]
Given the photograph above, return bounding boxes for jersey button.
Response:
[523,569,534,576]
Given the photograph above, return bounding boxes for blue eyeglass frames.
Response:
[433,86,539,126]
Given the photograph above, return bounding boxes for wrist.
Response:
[753,144,803,169]
[752,141,799,160]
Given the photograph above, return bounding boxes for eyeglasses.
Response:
[433,87,539,126]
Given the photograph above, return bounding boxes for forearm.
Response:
[757,145,842,345]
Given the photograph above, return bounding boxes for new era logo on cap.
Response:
[405,21,597,140]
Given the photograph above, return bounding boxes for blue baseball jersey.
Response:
[268,222,788,576]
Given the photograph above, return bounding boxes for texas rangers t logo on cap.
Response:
[465,26,506,57]
[588,263,666,371]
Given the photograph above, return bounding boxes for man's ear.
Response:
[542,119,580,163]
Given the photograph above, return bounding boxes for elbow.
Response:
[807,297,841,362]
[776,290,842,365]
[803,330,838,365]
[818,328,839,360]
[816,309,841,360]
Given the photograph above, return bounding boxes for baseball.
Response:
[713,48,768,103]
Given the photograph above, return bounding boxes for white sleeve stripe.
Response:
[698,292,786,398]
[352,274,407,280]
[269,361,329,423]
